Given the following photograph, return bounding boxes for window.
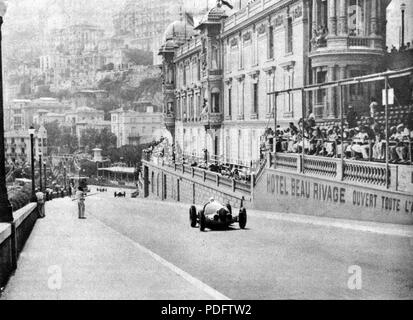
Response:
[211,89,220,113]
[253,83,258,114]
[348,0,365,36]
[286,18,293,53]
[316,70,327,104]
[268,26,274,59]
[349,69,365,97]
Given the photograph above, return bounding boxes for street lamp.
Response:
[63,165,67,191]
[0,0,13,223]
[29,125,37,202]
[401,3,406,48]
[43,161,47,191]
[38,151,42,191]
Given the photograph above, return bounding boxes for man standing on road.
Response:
[76,187,86,219]
[35,188,45,218]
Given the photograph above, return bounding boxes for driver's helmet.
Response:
[209,197,215,203]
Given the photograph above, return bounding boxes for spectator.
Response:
[351,127,370,159]
[390,124,410,162]
[35,188,45,218]
[307,110,316,128]
[369,97,378,118]
[289,122,299,135]
[373,130,385,160]
[346,105,358,129]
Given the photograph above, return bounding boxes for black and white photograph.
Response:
[0,0,412,305]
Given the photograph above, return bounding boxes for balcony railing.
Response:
[200,113,223,129]
[348,37,369,47]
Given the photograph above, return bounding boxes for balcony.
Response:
[200,113,223,130]
[348,37,369,47]
[208,69,222,77]
[310,36,384,56]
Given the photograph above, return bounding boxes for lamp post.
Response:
[38,151,42,191]
[29,125,37,202]
[43,160,47,191]
[63,165,67,191]
[401,3,406,48]
[0,0,13,223]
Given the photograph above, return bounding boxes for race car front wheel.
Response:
[189,205,197,228]
[239,208,247,229]
[199,211,206,232]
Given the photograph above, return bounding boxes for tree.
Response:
[34,85,54,98]
[98,97,118,120]
[56,89,72,101]
[43,121,62,154]
[80,128,117,152]
[61,127,78,153]
[105,143,152,167]
[123,48,153,66]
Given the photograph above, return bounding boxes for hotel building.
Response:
[158,0,391,167]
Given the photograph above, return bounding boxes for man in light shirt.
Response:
[76,187,86,219]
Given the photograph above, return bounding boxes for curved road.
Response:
[87,188,413,300]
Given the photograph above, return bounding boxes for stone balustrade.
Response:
[270,152,402,191]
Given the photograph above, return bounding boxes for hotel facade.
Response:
[158,0,391,167]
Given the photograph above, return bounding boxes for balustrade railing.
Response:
[343,161,387,187]
[272,152,395,189]
[348,37,369,47]
[303,156,338,178]
[145,158,251,195]
[275,154,299,171]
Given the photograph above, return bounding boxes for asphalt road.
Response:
[87,188,413,300]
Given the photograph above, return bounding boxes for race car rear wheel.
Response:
[199,210,206,232]
[189,205,197,228]
[239,208,247,229]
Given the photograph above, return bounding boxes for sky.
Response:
[386,0,413,48]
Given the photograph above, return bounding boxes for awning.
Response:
[98,167,136,174]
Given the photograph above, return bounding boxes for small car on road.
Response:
[189,199,247,231]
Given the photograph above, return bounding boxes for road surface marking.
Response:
[91,215,230,300]
[247,211,413,238]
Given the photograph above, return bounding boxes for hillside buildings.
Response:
[110,105,163,148]
[4,126,47,165]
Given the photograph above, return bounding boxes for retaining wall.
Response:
[0,203,38,289]
[143,161,251,209]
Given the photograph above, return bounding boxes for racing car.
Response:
[189,198,247,231]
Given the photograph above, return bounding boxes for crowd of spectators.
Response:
[388,42,413,53]
[266,103,412,164]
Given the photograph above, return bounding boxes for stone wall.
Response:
[143,161,251,210]
[0,203,38,289]
[254,167,413,225]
